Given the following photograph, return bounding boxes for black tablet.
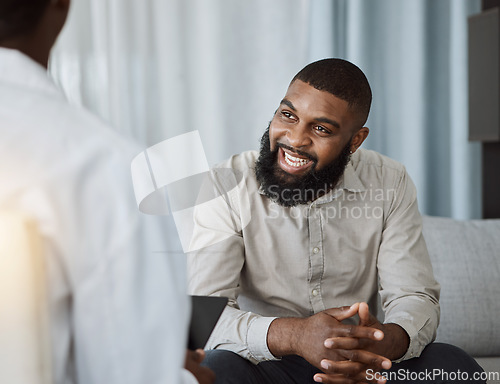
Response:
[188,295,228,350]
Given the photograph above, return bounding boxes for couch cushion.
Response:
[474,358,500,384]
[422,216,500,357]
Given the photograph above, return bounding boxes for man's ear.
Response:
[350,127,369,153]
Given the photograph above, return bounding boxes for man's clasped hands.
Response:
[268,302,410,384]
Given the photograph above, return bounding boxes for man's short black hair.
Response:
[292,58,372,127]
[0,0,50,42]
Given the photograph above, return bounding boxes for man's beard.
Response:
[255,126,351,207]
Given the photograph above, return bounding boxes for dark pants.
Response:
[202,343,486,383]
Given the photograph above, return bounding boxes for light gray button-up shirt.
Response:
[187,149,440,364]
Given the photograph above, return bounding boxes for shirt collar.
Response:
[0,47,62,98]
[337,153,366,193]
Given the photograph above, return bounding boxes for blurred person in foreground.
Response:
[0,0,214,383]
[187,59,485,384]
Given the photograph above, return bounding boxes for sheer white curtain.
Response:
[50,0,311,163]
[308,0,482,219]
[50,0,481,219]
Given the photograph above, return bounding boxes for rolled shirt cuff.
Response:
[246,316,279,363]
[387,317,430,363]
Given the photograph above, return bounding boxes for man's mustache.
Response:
[275,142,317,164]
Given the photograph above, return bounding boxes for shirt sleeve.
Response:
[376,167,441,362]
[188,236,278,364]
[186,169,278,364]
[67,142,191,383]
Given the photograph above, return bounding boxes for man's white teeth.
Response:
[284,151,310,167]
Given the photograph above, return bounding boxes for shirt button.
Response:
[312,289,319,296]
[313,247,320,254]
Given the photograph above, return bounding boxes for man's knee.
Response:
[392,343,486,383]
[202,350,255,384]
[421,343,485,372]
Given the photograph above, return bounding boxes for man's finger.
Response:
[313,371,386,384]
[313,370,376,384]
[330,324,384,341]
[324,336,364,350]
[358,302,379,328]
[313,372,357,384]
[314,365,388,384]
[324,303,360,322]
[320,359,365,376]
[358,302,371,326]
[336,349,392,370]
[194,348,206,363]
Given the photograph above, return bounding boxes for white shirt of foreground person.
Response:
[0,47,197,384]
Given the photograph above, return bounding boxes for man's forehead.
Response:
[283,81,350,115]
[284,80,347,104]
[279,98,296,111]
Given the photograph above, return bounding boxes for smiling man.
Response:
[254,72,369,207]
[187,59,484,383]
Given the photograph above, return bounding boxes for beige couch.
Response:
[422,216,500,383]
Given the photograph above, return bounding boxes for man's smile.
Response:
[277,146,314,175]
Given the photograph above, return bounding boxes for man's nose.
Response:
[286,125,312,148]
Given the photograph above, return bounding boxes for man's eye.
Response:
[315,125,331,134]
[281,111,293,119]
